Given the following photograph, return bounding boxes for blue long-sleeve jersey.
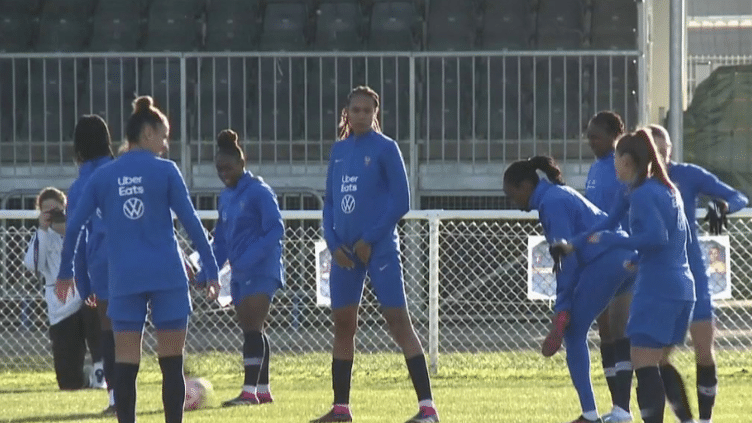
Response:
[529,180,632,312]
[585,151,630,232]
[211,171,284,286]
[58,149,219,297]
[323,130,410,257]
[68,156,112,299]
[669,162,748,232]
[596,178,695,301]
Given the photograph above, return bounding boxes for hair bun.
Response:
[217,129,239,149]
[133,96,154,113]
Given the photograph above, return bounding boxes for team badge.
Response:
[364,156,371,166]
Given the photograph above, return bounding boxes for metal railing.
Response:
[1,208,751,373]
[0,51,642,194]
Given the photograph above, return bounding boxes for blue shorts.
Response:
[628,297,694,348]
[108,286,191,332]
[230,276,281,305]
[330,250,406,309]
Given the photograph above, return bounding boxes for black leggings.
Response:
[49,307,102,389]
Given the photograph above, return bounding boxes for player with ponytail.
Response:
[503,156,636,423]
[559,128,696,423]
[650,124,747,423]
[202,129,284,407]
[56,96,220,423]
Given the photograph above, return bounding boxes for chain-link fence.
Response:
[1,209,751,372]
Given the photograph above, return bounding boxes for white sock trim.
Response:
[582,410,599,421]
[242,385,256,394]
[256,384,270,394]
[418,399,435,409]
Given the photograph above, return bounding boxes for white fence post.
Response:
[428,213,440,375]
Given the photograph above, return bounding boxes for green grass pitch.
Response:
[1,350,750,422]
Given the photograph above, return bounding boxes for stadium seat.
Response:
[21,59,82,142]
[0,0,42,14]
[590,0,637,50]
[196,57,253,144]
[363,56,410,140]
[259,1,309,51]
[475,56,535,141]
[204,0,260,51]
[256,56,306,140]
[143,0,202,51]
[36,0,92,52]
[537,57,588,139]
[423,57,475,146]
[79,59,139,141]
[535,0,586,50]
[426,0,477,51]
[0,59,29,143]
[478,0,535,50]
[89,0,142,51]
[313,2,364,51]
[0,13,34,52]
[591,55,638,128]
[305,57,367,142]
[367,1,420,51]
[138,58,195,139]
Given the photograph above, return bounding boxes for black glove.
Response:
[704,199,728,235]
[549,244,566,273]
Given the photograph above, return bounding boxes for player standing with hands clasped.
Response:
[503,156,636,423]
[310,86,439,423]
[556,129,695,423]
[55,96,220,423]
[650,124,747,423]
[199,129,284,407]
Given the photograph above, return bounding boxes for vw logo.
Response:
[341,194,355,214]
[123,197,144,220]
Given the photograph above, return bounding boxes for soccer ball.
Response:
[184,377,212,411]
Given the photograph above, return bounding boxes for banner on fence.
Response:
[527,235,732,300]
[315,240,332,307]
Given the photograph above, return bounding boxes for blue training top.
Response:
[323,130,410,258]
[211,171,285,286]
[58,149,219,297]
[592,178,695,301]
[585,151,630,232]
[529,180,631,312]
[669,162,748,234]
[68,155,112,299]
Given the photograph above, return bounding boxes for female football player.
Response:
[503,156,636,423]
[562,129,695,423]
[310,86,438,423]
[584,111,633,422]
[204,129,284,407]
[651,124,747,423]
[56,96,220,423]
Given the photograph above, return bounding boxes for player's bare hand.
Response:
[206,279,220,302]
[354,239,372,265]
[550,241,574,255]
[85,293,98,308]
[55,278,74,303]
[333,247,355,270]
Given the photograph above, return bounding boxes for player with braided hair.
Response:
[650,124,748,423]
[198,129,285,407]
[311,86,438,423]
[504,156,636,423]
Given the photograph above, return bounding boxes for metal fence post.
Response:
[179,55,191,188]
[428,213,440,375]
